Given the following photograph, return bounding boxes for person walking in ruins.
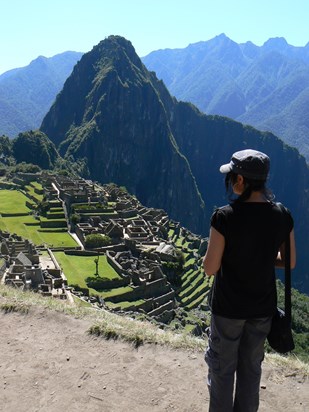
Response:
[203,149,296,412]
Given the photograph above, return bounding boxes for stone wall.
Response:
[0,259,6,276]
[40,219,67,228]
[147,300,175,317]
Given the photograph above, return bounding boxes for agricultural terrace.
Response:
[24,181,44,202]
[0,189,77,247]
[0,190,31,215]
[170,229,209,310]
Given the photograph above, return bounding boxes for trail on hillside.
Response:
[0,305,307,412]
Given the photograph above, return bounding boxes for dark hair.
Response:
[225,171,273,202]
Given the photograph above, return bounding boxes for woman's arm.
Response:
[275,229,296,269]
[203,226,225,276]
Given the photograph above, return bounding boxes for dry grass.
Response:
[0,283,307,377]
[265,352,309,378]
[0,301,30,314]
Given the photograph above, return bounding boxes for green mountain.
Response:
[40,35,309,294]
[0,51,83,137]
[142,34,309,162]
[41,36,206,234]
[12,130,60,169]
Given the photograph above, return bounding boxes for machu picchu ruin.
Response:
[0,171,211,333]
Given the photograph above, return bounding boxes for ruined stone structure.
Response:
[1,173,208,321]
[0,231,67,299]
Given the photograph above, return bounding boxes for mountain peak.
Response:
[85,35,143,74]
[262,37,289,51]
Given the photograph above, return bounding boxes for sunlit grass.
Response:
[24,184,43,202]
[0,189,31,214]
[0,215,77,246]
[53,251,122,293]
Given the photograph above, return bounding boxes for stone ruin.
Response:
[0,231,67,300]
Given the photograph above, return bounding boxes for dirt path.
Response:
[0,307,307,412]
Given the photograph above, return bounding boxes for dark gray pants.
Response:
[205,314,272,412]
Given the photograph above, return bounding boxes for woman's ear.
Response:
[232,175,245,195]
[237,174,244,186]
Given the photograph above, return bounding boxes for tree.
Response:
[84,234,111,249]
[70,213,80,225]
[94,253,100,276]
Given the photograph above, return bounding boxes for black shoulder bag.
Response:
[267,204,295,354]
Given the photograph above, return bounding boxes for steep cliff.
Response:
[40,36,206,233]
[168,101,309,292]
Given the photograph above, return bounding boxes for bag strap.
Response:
[284,221,292,321]
[277,202,292,321]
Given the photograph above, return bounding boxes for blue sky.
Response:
[1,0,308,74]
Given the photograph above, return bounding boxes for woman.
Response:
[203,149,296,412]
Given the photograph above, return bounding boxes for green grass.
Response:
[184,324,196,333]
[184,291,208,310]
[53,252,122,292]
[29,181,43,191]
[101,286,134,299]
[175,236,184,247]
[180,268,195,284]
[0,215,76,247]
[184,258,195,268]
[40,216,66,223]
[179,274,204,298]
[105,299,145,310]
[24,185,43,202]
[0,190,31,214]
[181,282,208,304]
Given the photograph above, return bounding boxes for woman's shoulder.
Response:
[272,202,294,227]
[211,204,233,218]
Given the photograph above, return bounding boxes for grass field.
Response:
[0,190,31,214]
[0,188,76,246]
[105,299,145,309]
[53,252,123,296]
[0,215,77,247]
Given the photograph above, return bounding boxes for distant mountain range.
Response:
[0,51,83,137]
[38,35,309,293]
[1,34,309,163]
[142,34,309,162]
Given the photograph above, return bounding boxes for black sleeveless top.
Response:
[209,202,293,319]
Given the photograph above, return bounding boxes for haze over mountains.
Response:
[142,33,309,162]
[0,51,83,137]
[37,35,309,293]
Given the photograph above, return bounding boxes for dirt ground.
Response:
[0,306,308,412]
